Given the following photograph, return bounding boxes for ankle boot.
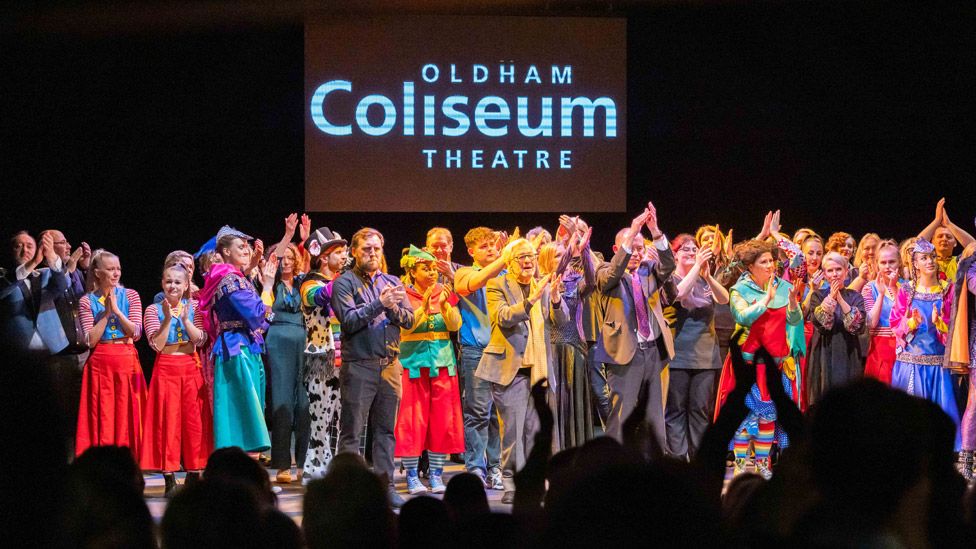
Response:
[184,471,201,488]
[957,451,975,483]
[163,473,178,498]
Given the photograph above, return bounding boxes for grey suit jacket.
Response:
[475,272,570,386]
[593,240,676,365]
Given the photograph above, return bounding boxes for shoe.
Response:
[755,457,773,480]
[163,473,178,498]
[429,469,446,494]
[469,468,487,488]
[957,451,975,483]
[487,467,504,491]
[276,469,292,484]
[501,490,515,504]
[450,453,465,464]
[184,471,201,488]
[732,458,748,477]
[389,487,406,509]
[406,469,427,495]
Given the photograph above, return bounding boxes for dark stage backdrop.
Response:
[3,2,975,371]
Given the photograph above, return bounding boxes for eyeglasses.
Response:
[514,253,538,262]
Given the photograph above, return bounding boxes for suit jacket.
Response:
[475,272,570,386]
[0,266,70,354]
[593,240,676,365]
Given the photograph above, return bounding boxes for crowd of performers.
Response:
[4,198,976,506]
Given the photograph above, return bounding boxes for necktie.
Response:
[30,272,42,317]
[631,271,652,339]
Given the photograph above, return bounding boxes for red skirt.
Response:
[394,368,464,456]
[76,343,147,459]
[140,353,214,472]
[863,334,896,385]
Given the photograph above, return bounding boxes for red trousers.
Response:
[140,353,214,471]
[76,343,147,459]
[864,334,896,385]
[394,369,464,456]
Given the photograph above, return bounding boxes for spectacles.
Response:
[515,253,538,262]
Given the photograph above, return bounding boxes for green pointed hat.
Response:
[405,244,435,262]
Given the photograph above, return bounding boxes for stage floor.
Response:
[143,461,746,523]
[143,463,509,523]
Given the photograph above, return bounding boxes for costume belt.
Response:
[219,320,246,331]
[896,352,945,366]
[400,331,451,342]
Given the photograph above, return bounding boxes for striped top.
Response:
[79,287,143,343]
[861,280,899,337]
[144,299,206,351]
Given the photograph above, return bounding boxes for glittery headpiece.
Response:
[912,237,935,255]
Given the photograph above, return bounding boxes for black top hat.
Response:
[305,227,347,257]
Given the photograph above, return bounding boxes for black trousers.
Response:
[46,353,85,460]
[664,368,719,460]
[605,343,668,450]
[338,358,402,486]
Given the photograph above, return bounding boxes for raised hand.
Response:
[829,280,842,300]
[811,270,825,288]
[261,253,279,289]
[39,231,58,266]
[299,213,312,242]
[434,259,455,278]
[935,197,946,224]
[695,247,714,267]
[79,241,92,270]
[758,211,773,240]
[67,246,84,273]
[626,209,650,245]
[435,284,449,308]
[578,226,593,251]
[875,271,888,297]
[105,286,119,313]
[527,273,552,305]
[789,278,804,308]
[644,201,661,236]
[380,284,406,308]
[770,209,781,236]
[860,261,876,282]
[764,277,779,304]
[253,239,265,261]
[181,298,192,322]
[558,214,578,236]
[284,213,299,238]
[911,307,924,329]
[550,272,564,303]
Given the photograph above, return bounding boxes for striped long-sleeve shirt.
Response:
[79,287,143,344]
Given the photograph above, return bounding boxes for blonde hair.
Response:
[85,249,119,292]
[852,233,880,268]
[537,242,559,275]
[793,228,821,246]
